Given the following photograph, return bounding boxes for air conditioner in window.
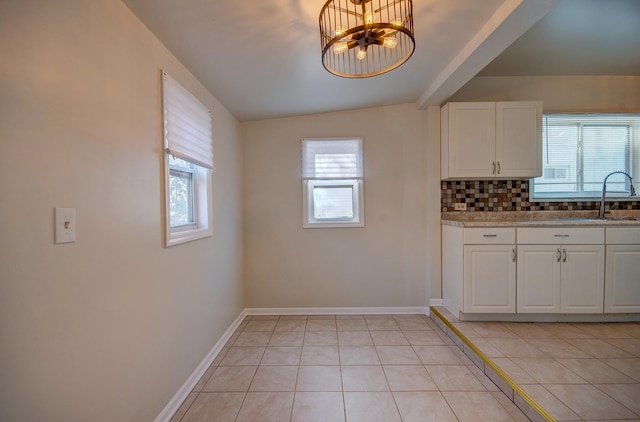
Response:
[542,165,570,180]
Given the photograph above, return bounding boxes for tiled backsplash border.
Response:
[441,180,640,213]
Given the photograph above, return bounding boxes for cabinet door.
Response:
[517,245,561,313]
[463,245,516,313]
[495,101,542,178]
[561,245,604,313]
[447,102,495,178]
[605,245,640,313]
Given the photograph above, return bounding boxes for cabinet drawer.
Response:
[518,227,604,244]
[607,227,640,244]
[464,227,515,244]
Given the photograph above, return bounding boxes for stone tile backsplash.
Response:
[441,180,640,213]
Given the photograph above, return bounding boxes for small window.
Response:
[162,71,214,246]
[532,114,640,201]
[302,138,364,228]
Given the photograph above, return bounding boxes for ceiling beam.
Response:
[416,0,558,109]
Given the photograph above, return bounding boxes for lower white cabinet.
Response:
[517,245,605,313]
[443,223,638,318]
[605,228,640,313]
[442,226,516,315]
[517,228,605,314]
[464,245,516,313]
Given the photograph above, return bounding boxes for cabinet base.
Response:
[457,311,640,322]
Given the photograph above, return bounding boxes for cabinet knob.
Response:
[492,162,496,174]
[497,162,501,174]
[562,249,567,263]
[556,248,561,262]
[512,248,517,262]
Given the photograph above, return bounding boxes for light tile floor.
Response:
[433,307,640,422]
[170,314,530,422]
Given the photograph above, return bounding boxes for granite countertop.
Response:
[441,210,640,227]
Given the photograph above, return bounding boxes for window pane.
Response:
[535,124,579,195]
[583,126,629,193]
[533,114,638,199]
[313,185,354,219]
[169,156,195,227]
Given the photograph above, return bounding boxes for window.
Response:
[302,138,364,228]
[162,71,214,246]
[532,114,640,201]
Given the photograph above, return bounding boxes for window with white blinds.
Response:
[162,71,214,170]
[532,114,640,200]
[302,138,364,228]
[162,71,213,246]
[302,138,363,179]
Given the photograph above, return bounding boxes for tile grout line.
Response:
[430,306,556,422]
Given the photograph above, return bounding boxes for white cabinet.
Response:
[464,245,516,313]
[517,228,605,314]
[605,228,640,313]
[442,226,516,316]
[441,101,542,180]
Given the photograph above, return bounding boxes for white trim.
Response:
[154,309,248,422]
[245,306,429,316]
[430,298,444,307]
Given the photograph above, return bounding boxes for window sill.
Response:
[529,196,640,203]
[166,226,212,247]
[303,221,365,229]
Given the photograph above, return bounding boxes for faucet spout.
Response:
[599,171,636,219]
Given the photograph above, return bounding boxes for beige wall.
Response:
[0,1,243,421]
[449,76,640,112]
[242,104,428,308]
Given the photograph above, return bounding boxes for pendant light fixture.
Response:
[319,0,415,78]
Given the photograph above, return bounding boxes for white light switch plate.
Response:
[55,208,76,244]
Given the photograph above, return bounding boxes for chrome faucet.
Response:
[599,171,636,219]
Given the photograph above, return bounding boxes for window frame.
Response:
[303,178,364,228]
[162,71,214,247]
[164,154,212,246]
[531,113,640,202]
[302,137,365,228]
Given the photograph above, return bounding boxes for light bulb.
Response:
[364,11,373,24]
[335,27,346,37]
[333,41,348,54]
[383,37,397,49]
[356,46,367,60]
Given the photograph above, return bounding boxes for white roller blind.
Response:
[162,71,214,170]
[302,138,363,179]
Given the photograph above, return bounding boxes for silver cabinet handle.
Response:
[512,248,517,262]
[556,248,561,262]
[483,234,497,238]
[553,234,570,238]
[492,162,496,174]
[497,161,501,174]
[562,249,567,263]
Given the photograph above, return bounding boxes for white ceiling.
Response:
[122,0,637,122]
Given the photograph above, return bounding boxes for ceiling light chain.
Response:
[319,0,415,78]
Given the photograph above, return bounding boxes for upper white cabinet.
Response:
[441,101,542,180]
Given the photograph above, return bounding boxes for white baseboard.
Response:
[245,306,429,316]
[429,298,443,307]
[154,309,248,422]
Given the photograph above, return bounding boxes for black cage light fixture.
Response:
[319,0,415,78]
